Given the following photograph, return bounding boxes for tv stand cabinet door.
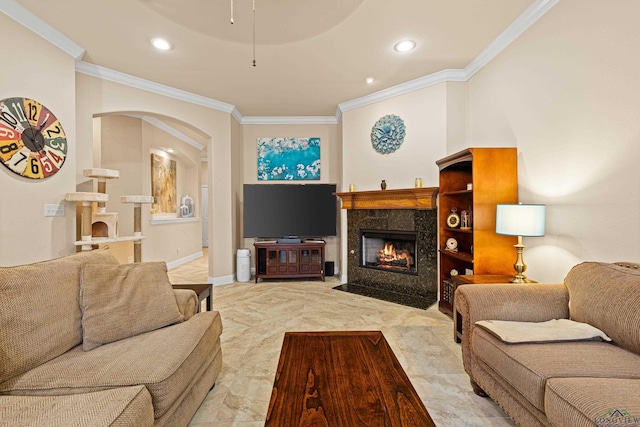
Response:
[254,242,325,282]
[284,249,298,274]
[268,247,298,274]
[299,247,323,273]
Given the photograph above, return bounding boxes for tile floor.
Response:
[168,251,516,427]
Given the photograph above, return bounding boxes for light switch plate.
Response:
[44,204,65,217]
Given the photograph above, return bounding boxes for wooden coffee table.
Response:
[265,331,436,426]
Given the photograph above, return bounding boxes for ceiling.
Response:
[11,0,538,118]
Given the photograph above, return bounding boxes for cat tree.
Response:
[66,168,153,262]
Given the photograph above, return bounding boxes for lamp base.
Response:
[511,275,535,284]
[511,238,529,284]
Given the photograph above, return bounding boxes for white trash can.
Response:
[236,248,251,282]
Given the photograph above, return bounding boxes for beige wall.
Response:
[0,16,77,266]
[6,0,639,286]
[94,115,203,264]
[340,84,449,278]
[231,118,243,251]
[240,124,342,271]
[466,0,640,282]
[76,74,235,281]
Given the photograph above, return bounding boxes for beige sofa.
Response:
[0,248,223,427]
[456,262,640,427]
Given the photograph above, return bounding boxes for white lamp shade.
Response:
[496,204,546,237]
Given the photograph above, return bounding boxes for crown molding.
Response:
[75,61,236,114]
[0,0,85,60]
[334,107,343,123]
[240,116,338,125]
[465,0,560,79]
[338,69,467,114]
[10,0,558,123]
[337,0,557,115]
[141,116,204,151]
[231,107,244,124]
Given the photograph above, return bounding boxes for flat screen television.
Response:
[243,184,337,239]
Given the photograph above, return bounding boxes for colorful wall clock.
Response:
[0,97,67,179]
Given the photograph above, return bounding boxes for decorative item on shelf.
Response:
[467,183,473,190]
[446,207,461,228]
[460,210,472,230]
[179,194,194,217]
[445,237,458,252]
[415,177,422,188]
[380,180,387,190]
[0,97,67,179]
[496,203,546,283]
[349,184,356,192]
[465,268,474,275]
[450,268,459,277]
[370,114,406,154]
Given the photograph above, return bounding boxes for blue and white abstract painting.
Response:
[257,137,321,180]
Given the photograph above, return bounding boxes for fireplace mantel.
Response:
[335,187,438,210]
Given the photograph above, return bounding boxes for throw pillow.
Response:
[80,262,184,351]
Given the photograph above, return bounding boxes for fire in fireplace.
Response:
[360,230,417,275]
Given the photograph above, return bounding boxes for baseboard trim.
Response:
[166,251,203,269]
[210,275,235,286]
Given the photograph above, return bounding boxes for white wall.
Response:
[466,0,640,282]
[0,16,77,266]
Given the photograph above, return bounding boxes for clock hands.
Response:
[21,125,45,152]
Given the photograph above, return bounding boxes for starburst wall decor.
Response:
[371,114,406,154]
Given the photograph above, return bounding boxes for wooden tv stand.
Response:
[254,241,326,282]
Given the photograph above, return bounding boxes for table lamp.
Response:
[496,204,546,283]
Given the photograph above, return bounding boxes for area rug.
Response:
[333,283,436,310]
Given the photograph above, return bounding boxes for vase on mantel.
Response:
[381,180,387,190]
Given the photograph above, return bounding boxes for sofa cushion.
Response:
[0,385,153,427]
[564,262,640,355]
[473,326,640,412]
[545,378,640,427]
[0,248,118,384]
[0,311,222,420]
[80,262,184,351]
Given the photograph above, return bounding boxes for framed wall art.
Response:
[151,153,177,214]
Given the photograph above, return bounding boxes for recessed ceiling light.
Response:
[394,40,416,52]
[365,77,375,84]
[166,148,174,153]
[151,38,172,51]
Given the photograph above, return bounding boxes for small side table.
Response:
[451,275,520,343]
[172,284,212,312]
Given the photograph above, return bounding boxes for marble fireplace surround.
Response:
[336,188,439,301]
